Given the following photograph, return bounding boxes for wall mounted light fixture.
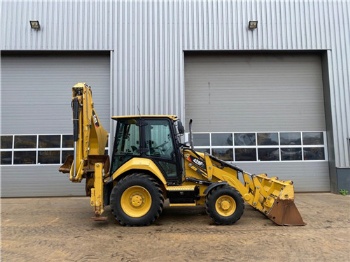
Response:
[30,20,40,30]
[248,21,258,30]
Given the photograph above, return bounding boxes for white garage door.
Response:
[1,52,110,197]
[185,53,329,192]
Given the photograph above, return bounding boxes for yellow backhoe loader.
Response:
[59,83,305,226]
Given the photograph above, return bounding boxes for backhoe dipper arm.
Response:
[59,83,110,218]
[64,83,109,182]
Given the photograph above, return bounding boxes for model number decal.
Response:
[193,158,203,166]
[189,155,206,169]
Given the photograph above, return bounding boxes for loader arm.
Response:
[59,83,110,218]
[184,149,305,226]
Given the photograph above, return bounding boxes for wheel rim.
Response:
[121,186,152,218]
[215,195,236,217]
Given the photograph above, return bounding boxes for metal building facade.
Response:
[1,0,349,194]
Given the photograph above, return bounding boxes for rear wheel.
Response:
[110,173,164,226]
[206,185,245,225]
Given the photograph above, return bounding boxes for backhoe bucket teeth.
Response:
[267,198,306,226]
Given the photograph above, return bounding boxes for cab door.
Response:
[141,118,183,185]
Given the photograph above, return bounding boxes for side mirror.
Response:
[177,120,185,135]
[189,119,194,149]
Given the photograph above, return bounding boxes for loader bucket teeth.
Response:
[267,198,306,226]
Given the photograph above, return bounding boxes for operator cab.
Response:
[110,115,184,185]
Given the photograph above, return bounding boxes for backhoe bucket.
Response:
[59,155,73,174]
[267,198,306,226]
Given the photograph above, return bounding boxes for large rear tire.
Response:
[206,185,245,225]
[110,173,164,226]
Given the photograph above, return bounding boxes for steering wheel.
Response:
[154,141,168,150]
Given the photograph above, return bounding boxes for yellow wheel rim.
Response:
[215,195,236,217]
[121,186,152,218]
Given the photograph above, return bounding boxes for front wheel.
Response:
[206,185,245,225]
[110,173,164,226]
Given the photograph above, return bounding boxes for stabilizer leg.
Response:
[90,162,107,221]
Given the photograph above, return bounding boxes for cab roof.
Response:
[111,115,178,121]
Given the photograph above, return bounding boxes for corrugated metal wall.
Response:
[1,0,349,168]
[1,0,114,50]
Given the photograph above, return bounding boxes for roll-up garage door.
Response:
[1,52,110,197]
[185,52,329,192]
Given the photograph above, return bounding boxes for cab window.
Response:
[143,119,174,159]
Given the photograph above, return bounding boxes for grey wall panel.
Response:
[185,53,325,132]
[1,53,110,134]
[236,162,330,192]
[0,0,349,167]
[1,166,85,197]
[1,53,110,197]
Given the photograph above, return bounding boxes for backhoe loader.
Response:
[59,83,305,226]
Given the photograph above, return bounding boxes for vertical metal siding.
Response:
[0,0,114,50]
[1,0,349,167]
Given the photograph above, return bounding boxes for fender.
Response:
[111,157,167,186]
[203,181,228,195]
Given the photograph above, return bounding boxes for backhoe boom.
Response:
[59,83,109,218]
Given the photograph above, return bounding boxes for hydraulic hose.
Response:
[72,97,80,142]
[72,97,80,178]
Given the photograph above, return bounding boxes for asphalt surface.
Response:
[1,193,349,262]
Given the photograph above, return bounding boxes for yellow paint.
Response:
[169,203,197,207]
[112,115,178,121]
[215,195,236,217]
[120,186,152,217]
[90,162,104,216]
[112,157,167,186]
[167,185,197,191]
[65,83,109,183]
[182,149,299,218]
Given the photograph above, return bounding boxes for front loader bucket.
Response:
[239,172,306,226]
[185,151,306,226]
[267,198,306,226]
